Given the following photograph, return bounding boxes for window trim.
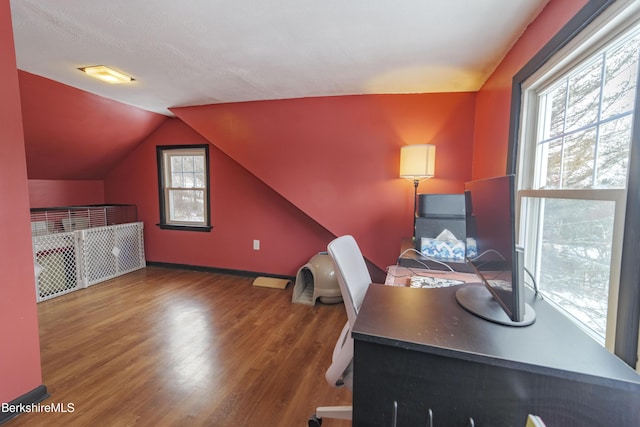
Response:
[508,0,640,369]
[156,144,212,232]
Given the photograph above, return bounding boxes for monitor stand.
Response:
[455,285,535,327]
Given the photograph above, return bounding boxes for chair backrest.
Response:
[324,235,371,389]
[327,235,372,327]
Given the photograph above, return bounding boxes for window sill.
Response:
[156,223,213,232]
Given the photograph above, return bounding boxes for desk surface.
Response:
[353,283,640,390]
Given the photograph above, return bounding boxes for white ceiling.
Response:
[10,0,548,116]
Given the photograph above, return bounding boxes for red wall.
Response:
[104,119,338,277]
[471,0,588,179]
[28,180,105,208]
[172,93,477,272]
[106,93,476,275]
[19,71,167,181]
[0,0,43,403]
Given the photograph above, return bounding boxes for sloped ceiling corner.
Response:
[19,71,167,180]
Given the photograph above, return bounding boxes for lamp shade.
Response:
[399,144,436,179]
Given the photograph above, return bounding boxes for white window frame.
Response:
[157,145,211,231]
[516,0,640,352]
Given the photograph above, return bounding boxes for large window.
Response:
[516,1,640,359]
[157,145,211,231]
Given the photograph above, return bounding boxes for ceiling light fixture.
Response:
[79,65,134,84]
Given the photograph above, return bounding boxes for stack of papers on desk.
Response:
[410,276,464,288]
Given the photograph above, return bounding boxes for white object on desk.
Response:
[410,275,464,288]
[385,265,479,287]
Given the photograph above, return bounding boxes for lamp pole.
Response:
[413,178,420,240]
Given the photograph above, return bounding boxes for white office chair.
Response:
[309,235,372,427]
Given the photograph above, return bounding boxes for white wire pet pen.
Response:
[31,205,145,302]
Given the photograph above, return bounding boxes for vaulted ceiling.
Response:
[11,0,549,180]
[11,0,548,116]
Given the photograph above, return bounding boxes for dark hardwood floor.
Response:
[6,266,351,426]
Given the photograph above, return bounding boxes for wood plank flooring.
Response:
[6,267,352,426]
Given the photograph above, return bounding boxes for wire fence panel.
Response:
[33,232,80,302]
[115,223,146,274]
[32,222,145,302]
[30,205,138,235]
[78,222,146,288]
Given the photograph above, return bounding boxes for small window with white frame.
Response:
[517,3,640,349]
[157,145,211,231]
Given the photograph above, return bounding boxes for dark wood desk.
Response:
[352,283,640,426]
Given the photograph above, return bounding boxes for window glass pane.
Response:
[566,58,602,132]
[169,155,206,189]
[541,83,567,140]
[171,156,183,172]
[168,189,205,222]
[601,32,640,120]
[534,197,615,342]
[183,156,195,173]
[171,173,183,187]
[194,173,205,188]
[562,128,596,188]
[537,137,563,189]
[194,156,204,173]
[596,116,632,188]
[182,173,195,188]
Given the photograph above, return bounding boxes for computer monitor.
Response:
[455,175,535,327]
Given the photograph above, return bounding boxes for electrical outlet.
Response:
[253,240,260,250]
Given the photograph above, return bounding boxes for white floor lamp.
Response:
[399,144,436,239]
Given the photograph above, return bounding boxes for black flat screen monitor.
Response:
[455,175,535,326]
